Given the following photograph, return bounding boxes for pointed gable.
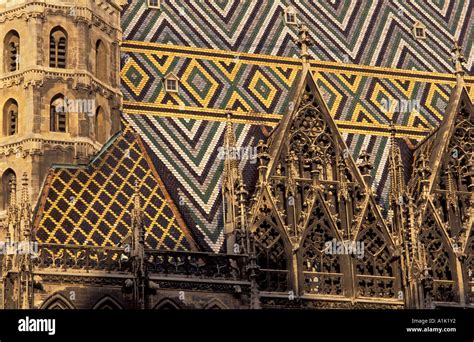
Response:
[252,66,386,242]
[402,50,473,305]
[409,81,473,239]
[249,63,400,300]
[412,85,473,193]
[33,127,197,251]
[266,66,368,188]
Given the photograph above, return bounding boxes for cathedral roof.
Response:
[31,1,474,253]
[120,1,473,74]
[120,45,473,251]
[33,127,197,251]
[117,0,473,252]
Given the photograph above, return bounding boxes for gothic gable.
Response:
[249,65,399,301]
[253,68,377,245]
[409,87,473,258]
[402,71,473,306]
[430,94,473,241]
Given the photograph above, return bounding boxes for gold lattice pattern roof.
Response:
[34,127,197,251]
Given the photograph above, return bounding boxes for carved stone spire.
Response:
[2,176,17,283]
[7,175,18,242]
[222,113,242,254]
[18,173,34,309]
[389,123,398,199]
[388,124,405,205]
[20,173,32,242]
[256,139,270,185]
[451,40,466,80]
[130,180,146,309]
[131,180,144,259]
[223,113,240,188]
[295,24,313,63]
[388,123,408,247]
[358,149,373,185]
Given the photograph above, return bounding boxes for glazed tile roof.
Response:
[125,115,266,251]
[121,0,473,74]
[118,0,474,252]
[33,1,474,253]
[120,43,474,252]
[33,127,197,251]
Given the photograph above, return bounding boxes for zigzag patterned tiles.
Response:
[117,1,473,252]
[121,0,473,74]
[124,114,265,252]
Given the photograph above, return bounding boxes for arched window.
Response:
[204,298,228,310]
[50,94,67,132]
[92,296,123,310]
[4,30,20,72]
[254,218,290,292]
[50,27,67,68]
[3,99,18,136]
[1,169,16,211]
[95,40,107,82]
[95,106,106,144]
[153,299,181,310]
[41,293,75,309]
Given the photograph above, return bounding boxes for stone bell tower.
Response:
[0,0,123,231]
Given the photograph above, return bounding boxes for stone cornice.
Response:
[0,1,121,36]
[32,270,252,292]
[0,136,100,158]
[0,67,122,100]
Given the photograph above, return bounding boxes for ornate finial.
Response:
[256,139,270,166]
[20,173,32,241]
[223,112,239,179]
[8,176,17,206]
[358,150,373,184]
[21,173,29,207]
[236,178,248,204]
[9,175,16,206]
[389,121,396,138]
[131,179,144,258]
[133,180,140,208]
[417,153,432,178]
[359,150,372,173]
[224,112,236,148]
[256,139,270,183]
[296,24,313,61]
[451,40,466,77]
[389,122,399,157]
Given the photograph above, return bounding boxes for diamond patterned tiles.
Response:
[34,127,197,251]
[121,44,474,138]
